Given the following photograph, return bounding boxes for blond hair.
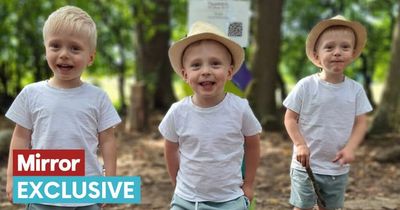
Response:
[43,5,97,51]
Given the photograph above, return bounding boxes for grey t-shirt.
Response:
[283,74,372,175]
[6,81,121,177]
[159,93,262,202]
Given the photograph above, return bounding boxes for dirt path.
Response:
[1,130,399,210]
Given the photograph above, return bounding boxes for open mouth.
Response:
[199,81,216,86]
[57,64,74,71]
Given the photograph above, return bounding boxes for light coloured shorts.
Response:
[26,204,101,210]
[170,194,250,210]
[289,168,348,210]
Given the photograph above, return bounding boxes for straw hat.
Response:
[306,15,367,67]
[168,21,244,77]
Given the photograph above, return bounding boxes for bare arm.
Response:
[333,114,368,165]
[7,124,32,203]
[164,140,179,187]
[242,134,260,201]
[99,127,117,176]
[284,109,310,168]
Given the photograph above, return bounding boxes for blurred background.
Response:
[1,0,399,135]
[1,1,400,209]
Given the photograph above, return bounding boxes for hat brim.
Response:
[306,19,367,67]
[168,32,244,78]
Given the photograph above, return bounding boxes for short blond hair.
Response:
[43,5,97,51]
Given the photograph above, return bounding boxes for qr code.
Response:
[228,22,243,37]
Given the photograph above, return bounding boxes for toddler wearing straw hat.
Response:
[159,21,262,210]
[283,15,373,210]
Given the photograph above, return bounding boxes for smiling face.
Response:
[45,31,95,88]
[313,26,356,82]
[181,40,234,107]
[42,6,97,89]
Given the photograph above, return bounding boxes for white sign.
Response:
[188,0,251,47]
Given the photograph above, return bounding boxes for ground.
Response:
[0,119,399,210]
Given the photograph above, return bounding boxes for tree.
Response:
[248,0,284,130]
[133,0,175,112]
[0,1,138,116]
[129,0,175,131]
[0,1,54,113]
[370,1,400,135]
[94,0,135,116]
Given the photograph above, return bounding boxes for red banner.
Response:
[13,149,85,176]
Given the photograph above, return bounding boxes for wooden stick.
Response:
[306,167,326,207]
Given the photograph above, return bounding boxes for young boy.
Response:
[5,5,121,209]
[283,15,373,210]
[159,21,262,210]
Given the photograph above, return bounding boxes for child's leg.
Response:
[315,173,348,210]
[289,169,316,210]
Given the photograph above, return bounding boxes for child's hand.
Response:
[333,147,355,166]
[6,177,13,203]
[241,182,254,202]
[296,144,310,168]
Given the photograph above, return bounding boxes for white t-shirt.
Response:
[283,74,372,175]
[6,81,121,206]
[159,93,262,202]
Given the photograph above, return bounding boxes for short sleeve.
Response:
[355,87,373,116]
[98,92,121,132]
[158,103,179,142]
[5,87,33,129]
[283,81,304,114]
[241,100,262,137]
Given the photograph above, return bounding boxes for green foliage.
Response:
[171,0,188,41]
[281,0,395,84]
[0,0,397,109]
[249,196,256,210]
[173,76,192,100]
[0,0,135,100]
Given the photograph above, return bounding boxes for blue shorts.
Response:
[289,168,348,209]
[170,194,250,210]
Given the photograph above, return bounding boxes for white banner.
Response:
[188,0,251,47]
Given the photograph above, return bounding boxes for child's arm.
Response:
[242,134,260,201]
[164,140,179,187]
[7,124,31,203]
[99,127,117,176]
[284,109,310,168]
[333,114,368,165]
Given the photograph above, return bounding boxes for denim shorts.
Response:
[170,194,249,210]
[289,168,348,210]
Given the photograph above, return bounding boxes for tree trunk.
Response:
[360,54,375,108]
[248,0,284,131]
[152,0,175,111]
[134,0,174,112]
[127,82,148,132]
[370,2,400,135]
[131,0,175,132]
[117,43,127,116]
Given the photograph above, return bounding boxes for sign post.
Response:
[188,0,251,47]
